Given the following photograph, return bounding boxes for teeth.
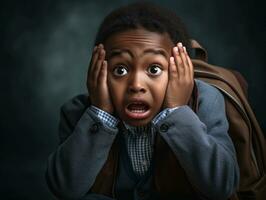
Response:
[127,102,149,114]
[130,109,146,113]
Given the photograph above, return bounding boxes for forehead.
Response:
[104,28,174,56]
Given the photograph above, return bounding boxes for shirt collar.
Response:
[122,121,153,137]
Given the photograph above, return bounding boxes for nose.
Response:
[128,71,147,94]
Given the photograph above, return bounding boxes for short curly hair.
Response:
[94,2,191,53]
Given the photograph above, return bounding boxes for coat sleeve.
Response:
[46,95,118,200]
[157,81,240,200]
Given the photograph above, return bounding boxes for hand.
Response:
[163,42,194,108]
[87,44,114,114]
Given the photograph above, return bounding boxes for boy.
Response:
[46,3,239,200]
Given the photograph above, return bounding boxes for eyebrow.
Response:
[108,48,168,59]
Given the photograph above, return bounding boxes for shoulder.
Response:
[195,79,224,106]
[58,94,90,136]
[195,79,223,100]
[194,80,229,133]
[60,94,90,125]
[194,79,226,119]
[61,94,89,113]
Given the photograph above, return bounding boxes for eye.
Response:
[147,64,162,76]
[113,65,128,76]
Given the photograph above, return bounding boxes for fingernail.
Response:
[183,46,187,53]
[98,43,104,48]
[178,42,183,47]
[100,49,104,56]
[174,47,178,53]
[170,56,174,63]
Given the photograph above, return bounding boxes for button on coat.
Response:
[90,123,100,133]
[159,124,169,132]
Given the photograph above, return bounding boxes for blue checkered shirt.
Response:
[89,105,178,177]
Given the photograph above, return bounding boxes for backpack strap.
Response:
[190,39,208,62]
[190,39,249,96]
[230,70,248,97]
[190,38,266,199]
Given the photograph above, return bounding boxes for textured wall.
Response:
[1,0,265,199]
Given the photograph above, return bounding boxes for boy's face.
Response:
[105,28,174,126]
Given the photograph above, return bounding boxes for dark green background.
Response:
[1,0,265,199]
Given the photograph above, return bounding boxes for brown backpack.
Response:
[191,39,266,200]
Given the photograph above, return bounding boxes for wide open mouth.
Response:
[126,102,150,113]
[124,101,151,121]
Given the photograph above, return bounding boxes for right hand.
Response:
[87,44,114,114]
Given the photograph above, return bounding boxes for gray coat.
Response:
[46,79,240,200]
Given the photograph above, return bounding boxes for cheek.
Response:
[107,76,125,105]
[151,76,168,106]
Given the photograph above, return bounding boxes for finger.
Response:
[93,48,106,82]
[186,53,194,80]
[173,46,184,78]
[177,43,189,68]
[88,45,100,75]
[169,56,178,80]
[89,44,105,76]
[182,46,193,80]
[87,46,98,89]
[88,47,100,89]
[177,43,190,79]
[98,60,108,85]
[88,45,105,91]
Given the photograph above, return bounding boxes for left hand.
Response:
[163,42,194,108]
